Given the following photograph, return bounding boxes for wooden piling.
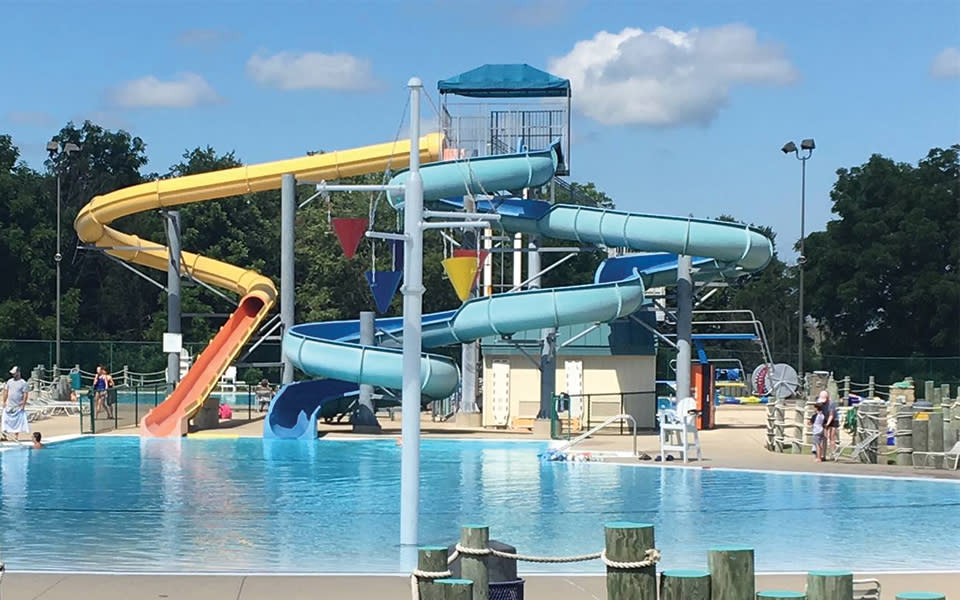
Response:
[460,525,489,600]
[842,375,850,399]
[417,546,449,600]
[896,408,913,466]
[913,415,929,468]
[708,546,755,600]
[806,570,853,600]
[659,569,710,600]
[867,375,875,398]
[604,522,656,600]
[436,579,473,600]
[894,593,946,600]
[924,380,935,403]
[928,411,944,468]
[757,592,806,599]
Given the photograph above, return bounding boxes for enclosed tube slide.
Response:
[75,134,443,437]
[265,143,773,439]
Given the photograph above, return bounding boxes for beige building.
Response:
[480,315,658,430]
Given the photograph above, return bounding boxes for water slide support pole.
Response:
[166,210,181,387]
[353,310,381,431]
[676,254,693,400]
[281,173,295,385]
[400,77,424,557]
[460,195,479,415]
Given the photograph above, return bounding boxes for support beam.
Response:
[676,255,693,400]
[280,173,296,385]
[460,198,479,415]
[353,311,381,432]
[512,233,522,289]
[165,211,181,386]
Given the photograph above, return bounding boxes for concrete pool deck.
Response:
[3,572,959,599]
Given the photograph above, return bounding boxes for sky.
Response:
[2,0,958,260]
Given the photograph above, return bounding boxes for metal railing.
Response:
[552,413,639,457]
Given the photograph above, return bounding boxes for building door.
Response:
[491,360,510,426]
[564,360,584,420]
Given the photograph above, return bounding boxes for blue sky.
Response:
[2,0,958,259]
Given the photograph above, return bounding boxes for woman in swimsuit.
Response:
[93,366,114,419]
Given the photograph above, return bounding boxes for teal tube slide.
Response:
[264,143,772,439]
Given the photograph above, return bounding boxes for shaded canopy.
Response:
[438,64,570,98]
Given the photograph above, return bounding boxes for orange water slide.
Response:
[74,134,443,437]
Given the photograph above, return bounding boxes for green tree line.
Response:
[1,122,956,383]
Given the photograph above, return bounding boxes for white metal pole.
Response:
[400,77,424,552]
[513,233,522,289]
[281,174,296,385]
[676,255,693,400]
[55,171,62,370]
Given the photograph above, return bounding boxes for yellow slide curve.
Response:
[75,133,443,437]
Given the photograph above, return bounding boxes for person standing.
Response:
[2,366,31,441]
[818,390,840,457]
[93,365,115,419]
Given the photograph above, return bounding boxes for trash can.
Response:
[447,539,525,599]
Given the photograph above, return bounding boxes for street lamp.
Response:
[47,140,80,371]
[781,138,815,383]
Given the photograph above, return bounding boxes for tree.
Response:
[803,146,960,373]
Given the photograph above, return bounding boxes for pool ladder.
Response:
[552,413,638,457]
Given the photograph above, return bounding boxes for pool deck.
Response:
[29,405,958,480]
[7,405,957,599]
[3,572,959,599]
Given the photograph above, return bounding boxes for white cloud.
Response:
[109,73,222,108]
[930,47,960,79]
[6,111,56,127]
[246,51,376,91]
[549,24,798,127]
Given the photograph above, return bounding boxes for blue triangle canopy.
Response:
[438,64,570,98]
[364,270,403,314]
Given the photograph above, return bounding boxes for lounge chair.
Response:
[913,440,960,470]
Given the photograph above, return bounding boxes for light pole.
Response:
[46,140,80,371]
[781,138,815,382]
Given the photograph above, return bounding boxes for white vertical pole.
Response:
[400,77,424,554]
[483,227,493,296]
[166,211,181,387]
[513,233,522,289]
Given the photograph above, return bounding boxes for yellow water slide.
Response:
[74,133,443,437]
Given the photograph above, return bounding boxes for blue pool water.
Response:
[1,437,958,573]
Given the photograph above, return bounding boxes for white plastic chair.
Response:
[657,397,702,463]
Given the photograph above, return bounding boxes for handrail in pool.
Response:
[552,413,638,457]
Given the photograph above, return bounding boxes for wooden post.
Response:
[894,593,946,600]
[460,525,489,600]
[928,411,944,469]
[896,408,913,466]
[436,579,474,600]
[932,387,942,406]
[708,546,755,600]
[806,570,853,600]
[913,415,929,468]
[660,569,710,600]
[924,380,935,403]
[842,375,850,400]
[604,522,656,600]
[418,546,449,600]
[858,403,879,463]
[757,592,806,599]
[867,375,875,398]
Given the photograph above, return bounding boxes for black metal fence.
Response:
[80,384,261,434]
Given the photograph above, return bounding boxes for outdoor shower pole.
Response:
[400,77,424,553]
[281,173,296,385]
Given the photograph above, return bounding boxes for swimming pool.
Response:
[1,437,958,573]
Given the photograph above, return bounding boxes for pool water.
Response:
[1,437,958,573]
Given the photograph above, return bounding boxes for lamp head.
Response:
[800,138,815,151]
[781,141,797,154]
[46,141,59,153]
[63,143,80,153]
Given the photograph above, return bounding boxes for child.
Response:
[32,431,44,449]
[811,401,826,462]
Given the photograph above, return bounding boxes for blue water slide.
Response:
[264,142,773,439]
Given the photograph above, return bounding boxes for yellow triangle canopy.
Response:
[442,256,480,302]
